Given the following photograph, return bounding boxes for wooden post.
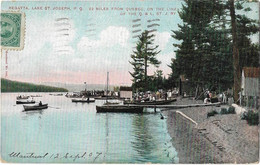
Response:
[246,95,249,108]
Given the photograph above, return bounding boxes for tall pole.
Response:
[230,0,241,103]
[106,72,109,103]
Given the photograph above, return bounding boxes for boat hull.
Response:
[96,105,143,113]
[23,104,48,111]
[72,99,95,103]
[16,101,36,104]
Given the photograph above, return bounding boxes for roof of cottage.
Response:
[243,67,260,78]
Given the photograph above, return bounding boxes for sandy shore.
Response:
[163,97,259,163]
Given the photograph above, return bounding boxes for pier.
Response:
[96,102,221,113]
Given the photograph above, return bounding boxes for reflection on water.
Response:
[131,114,156,162]
[1,93,178,163]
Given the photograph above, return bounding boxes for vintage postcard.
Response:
[1,0,259,163]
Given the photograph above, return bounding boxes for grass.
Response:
[1,78,68,92]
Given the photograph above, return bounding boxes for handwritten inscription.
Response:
[9,152,103,162]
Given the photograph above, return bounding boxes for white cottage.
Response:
[120,86,132,99]
[241,67,259,96]
[241,67,259,108]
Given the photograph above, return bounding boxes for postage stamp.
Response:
[1,11,25,50]
[0,0,259,164]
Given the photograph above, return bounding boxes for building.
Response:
[120,86,132,99]
[241,67,259,96]
[241,67,260,108]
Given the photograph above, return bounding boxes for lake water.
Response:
[1,93,179,163]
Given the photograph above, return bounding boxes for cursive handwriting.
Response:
[9,152,103,162]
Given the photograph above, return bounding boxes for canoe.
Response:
[23,104,48,111]
[16,100,36,104]
[72,99,95,103]
[123,98,177,105]
[96,105,143,113]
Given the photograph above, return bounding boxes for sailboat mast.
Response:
[106,72,109,102]
[107,72,109,94]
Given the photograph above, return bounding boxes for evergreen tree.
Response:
[171,0,220,93]
[170,0,258,97]
[129,30,161,92]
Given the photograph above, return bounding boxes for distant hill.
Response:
[40,82,119,92]
[1,78,68,92]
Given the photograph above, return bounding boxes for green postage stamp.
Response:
[1,12,25,50]
[0,0,259,164]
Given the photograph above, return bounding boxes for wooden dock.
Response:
[96,102,221,113]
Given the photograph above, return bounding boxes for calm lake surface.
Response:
[1,93,179,163]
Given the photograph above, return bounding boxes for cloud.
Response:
[153,31,171,51]
[77,26,130,52]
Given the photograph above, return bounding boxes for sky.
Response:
[1,0,259,86]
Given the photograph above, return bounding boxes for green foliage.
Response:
[1,78,68,92]
[129,30,161,92]
[207,110,218,118]
[220,108,228,114]
[228,106,236,114]
[169,0,259,92]
[241,110,259,125]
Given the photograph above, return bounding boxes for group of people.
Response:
[134,90,176,102]
[204,90,228,104]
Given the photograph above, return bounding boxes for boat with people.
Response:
[23,103,48,111]
[30,95,42,97]
[71,98,95,103]
[16,95,30,100]
[103,101,120,105]
[16,100,36,104]
[123,98,177,105]
[49,93,63,96]
[96,105,143,113]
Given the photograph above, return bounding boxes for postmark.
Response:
[0,11,25,50]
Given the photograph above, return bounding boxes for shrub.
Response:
[228,106,236,114]
[241,110,259,125]
[207,110,218,118]
[220,108,228,114]
[246,110,259,125]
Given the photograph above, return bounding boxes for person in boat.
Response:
[39,101,42,106]
[87,97,90,101]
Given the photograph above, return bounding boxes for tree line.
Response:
[129,0,259,101]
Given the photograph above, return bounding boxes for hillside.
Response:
[1,78,68,92]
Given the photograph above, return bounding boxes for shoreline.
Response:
[163,98,259,163]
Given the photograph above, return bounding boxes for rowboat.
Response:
[16,100,36,104]
[50,93,63,96]
[16,95,30,100]
[123,98,177,105]
[96,105,143,113]
[72,99,95,103]
[103,101,120,105]
[30,95,42,97]
[23,104,48,111]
